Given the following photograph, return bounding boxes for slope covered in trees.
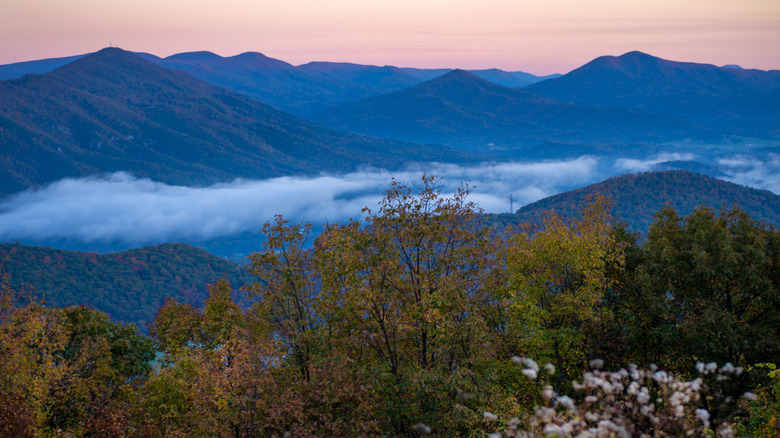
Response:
[0,47,470,196]
[0,242,251,331]
[500,170,780,233]
[0,50,557,115]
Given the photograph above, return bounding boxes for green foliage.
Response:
[0,242,251,332]
[0,295,154,436]
[623,206,780,369]
[143,279,273,437]
[733,363,780,437]
[505,196,625,390]
[310,176,511,434]
[1,178,778,435]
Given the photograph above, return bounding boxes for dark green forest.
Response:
[1,178,778,437]
[0,242,252,331]
[495,170,780,233]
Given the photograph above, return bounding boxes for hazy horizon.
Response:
[3,0,779,75]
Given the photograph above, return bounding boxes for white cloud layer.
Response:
[718,153,780,193]
[0,153,777,247]
[614,152,697,173]
[0,158,601,245]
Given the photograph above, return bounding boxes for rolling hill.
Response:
[0,47,469,196]
[491,170,780,233]
[0,242,253,332]
[310,69,709,151]
[526,51,780,136]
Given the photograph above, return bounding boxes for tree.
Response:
[311,176,512,435]
[633,206,780,368]
[0,295,153,436]
[504,196,625,391]
[144,278,272,438]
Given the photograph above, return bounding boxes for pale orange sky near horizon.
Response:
[2,0,779,75]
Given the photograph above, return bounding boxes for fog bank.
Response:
[1,154,777,247]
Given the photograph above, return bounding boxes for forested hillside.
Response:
[0,242,251,331]
[496,170,780,233]
[0,47,469,196]
[1,178,777,436]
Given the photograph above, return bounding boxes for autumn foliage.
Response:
[0,176,778,436]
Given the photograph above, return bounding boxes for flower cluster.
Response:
[494,358,752,437]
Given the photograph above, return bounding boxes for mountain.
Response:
[297,61,421,89]
[1,52,561,115]
[0,54,87,80]
[526,51,780,136]
[310,69,708,151]
[155,53,425,115]
[156,54,558,115]
[492,170,780,233]
[153,51,369,115]
[0,47,468,196]
[0,242,252,332]
[401,68,560,87]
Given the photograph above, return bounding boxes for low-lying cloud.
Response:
[614,152,697,173]
[0,153,777,248]
[718,153,780,194]
[0,158,601,246]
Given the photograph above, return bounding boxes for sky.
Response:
[2,0,779,74]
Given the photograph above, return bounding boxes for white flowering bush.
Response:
[485,358,755,437]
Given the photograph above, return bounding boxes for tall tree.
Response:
[504,197,625,390]
[633,206,780,368]
[313,176,512,435]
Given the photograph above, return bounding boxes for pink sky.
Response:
[3,0,779,74]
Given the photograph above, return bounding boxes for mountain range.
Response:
[0,47,469,196]
[310,69,710,151]
[526,51,780,136]
[0,50,557,116]
[2,49,777,169]
[311,51,780,150]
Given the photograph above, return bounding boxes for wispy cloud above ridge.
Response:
[718,154,780,193]
[614,152,697,173]
[0,158,601,245]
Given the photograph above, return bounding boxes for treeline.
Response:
[1,176,778,437]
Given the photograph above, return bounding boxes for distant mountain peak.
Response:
[59,47,157,71]
[589,51,668,71]
[226,51,294,69]
[410,68,507,95]
[430,68,486,83]
[165,51,221,61]
[232,51,273,61]
[619,50,655,59]
[722,64,743,70]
